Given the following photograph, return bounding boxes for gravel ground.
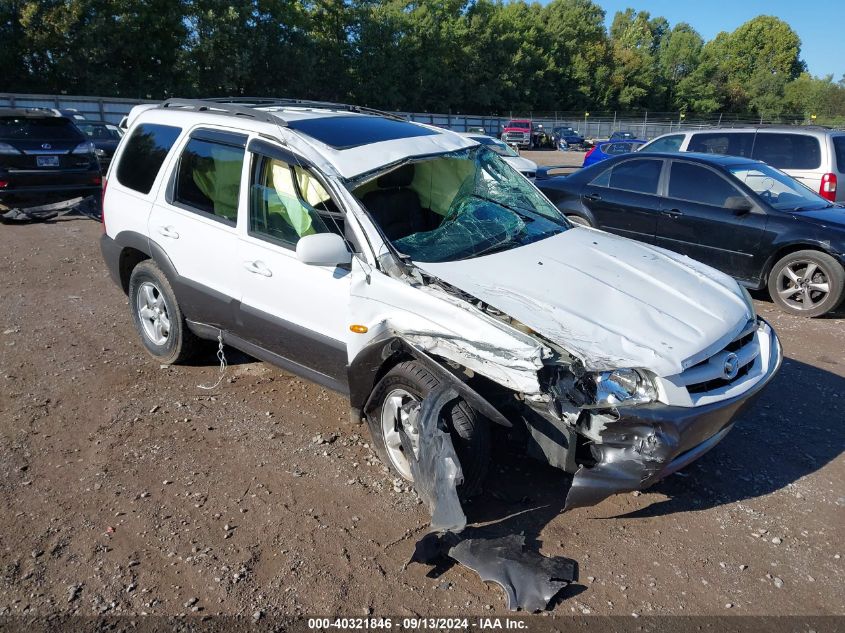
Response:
[0,217,843,619]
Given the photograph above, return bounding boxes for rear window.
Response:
[116,123,182,194]
[592,158,662,195]
[833,136,845,173]
[0,116,84,141]
[752,133,821,170]
[688,132,754,158]
[286,115,439,150]
[642,134,684,153]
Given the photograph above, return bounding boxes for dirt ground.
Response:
[0,215,843,620]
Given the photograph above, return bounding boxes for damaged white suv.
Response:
[101,99,782,509]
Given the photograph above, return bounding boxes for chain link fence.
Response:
[1,93,832,141]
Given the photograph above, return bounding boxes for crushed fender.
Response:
[401,386,578,611]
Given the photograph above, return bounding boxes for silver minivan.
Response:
[640,127,845,203]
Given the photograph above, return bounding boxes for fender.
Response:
[349,335,513,429]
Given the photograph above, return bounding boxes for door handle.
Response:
[244,260,272,277]
[661,208,683,219]
[157,225,179,239]
[584,193,602,201]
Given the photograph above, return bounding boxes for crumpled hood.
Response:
[415,228,752,377]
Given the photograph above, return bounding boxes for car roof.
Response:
[0,107,64,119]
[633,151,763,166]
[132,99,476,180]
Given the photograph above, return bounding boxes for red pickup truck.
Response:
[500,119,533,149]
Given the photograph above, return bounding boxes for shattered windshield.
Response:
[353,148,569,263]
[729,163,833,211]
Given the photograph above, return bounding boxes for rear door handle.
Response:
[157,225,179,239]
[661,208,683,218]
[244,260,272,277]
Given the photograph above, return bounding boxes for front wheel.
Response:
[366,361,490,495]
[767,250,845,317]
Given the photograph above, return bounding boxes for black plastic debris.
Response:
[0,195,100,224]
[398,386,466,533]
[402,386,578,611]
[449,533,577,612]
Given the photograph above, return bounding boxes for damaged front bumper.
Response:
[565,319,783,510]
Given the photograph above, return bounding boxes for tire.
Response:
[567,214,592,227]
[767,249,845,317]
[128,260,201,364]
[366,360,491,495]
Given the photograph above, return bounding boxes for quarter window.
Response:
[116,123,181,194]
[688,132,754,158]
[668,162,743,207]
[249,155,342,249]
[174,137,245,223]
[751,133,821,170]
[833,136,845,173]
[644,134,684,152]
[592,159,662,195]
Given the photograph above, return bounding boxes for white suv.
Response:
[640,126,845,203]
[100,99,782,509]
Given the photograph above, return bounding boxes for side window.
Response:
[668,162,743,207]
[248,155,342,249]
[645,134,684,152]
[688,132,753,158]
[116,123,181,194]
[174,137,245,224]
[752,133,821,170]
[605,159,663,194]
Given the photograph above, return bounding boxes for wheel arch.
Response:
[761,241,845,285]
[348,336,513,429]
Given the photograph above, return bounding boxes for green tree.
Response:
[656,22,703,111]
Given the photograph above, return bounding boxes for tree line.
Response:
[2,0,844,121]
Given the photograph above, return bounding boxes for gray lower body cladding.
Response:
[565,332,783,510]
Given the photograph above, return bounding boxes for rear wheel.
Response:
[366,361,490,495]
[128,260,201,364]
[768,250,845,317]
[566,215,592,227]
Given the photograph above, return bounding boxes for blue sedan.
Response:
[582,139,647,167]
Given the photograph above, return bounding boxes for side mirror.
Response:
[296,233,352,267]
[725,196,753,215]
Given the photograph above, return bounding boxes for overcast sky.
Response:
[579,0,843,80]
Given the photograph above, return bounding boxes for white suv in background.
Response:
[100,99,781,510]
[640,127,845,203]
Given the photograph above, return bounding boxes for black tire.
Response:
[128,260,201,364]
[767,250,845,317]
[567,214,592,227]
[366,360,490,495]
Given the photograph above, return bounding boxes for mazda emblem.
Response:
[722,353,740,380]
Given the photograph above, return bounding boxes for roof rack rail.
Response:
[160,98,287,126]
[203,96,408,122]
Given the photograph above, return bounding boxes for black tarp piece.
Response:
[402,387,578,611]
[0,195,100,224]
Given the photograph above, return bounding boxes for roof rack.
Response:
[160,98,288,126]
[202,96,408,122]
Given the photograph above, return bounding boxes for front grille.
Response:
[678,321,760,398]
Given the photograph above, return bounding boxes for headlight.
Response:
[583,368,657,409]
[740,286,756,319]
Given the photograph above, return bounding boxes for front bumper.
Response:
[564,318,783,510]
